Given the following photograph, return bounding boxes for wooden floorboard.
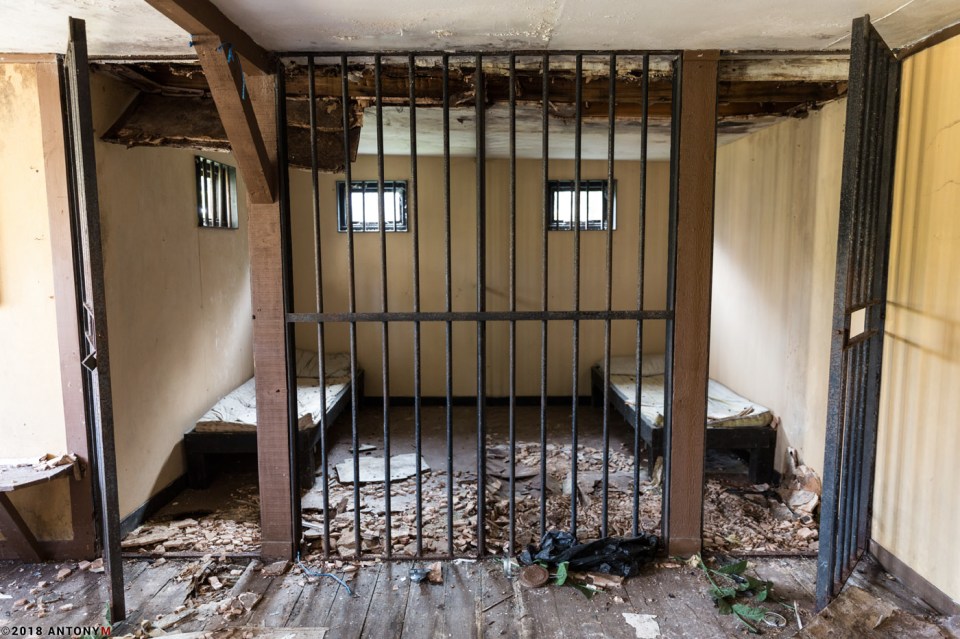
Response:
[285,572,342,627]
[250,569,307,627]
[2,555,953,637]
[399,564,448,639]
[322,563,380,638]
[478,559,519,637]
[359,562,410,638]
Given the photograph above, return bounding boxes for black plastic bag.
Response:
[518,530,659,578]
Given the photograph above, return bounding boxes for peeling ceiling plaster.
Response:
[1,0,959,56]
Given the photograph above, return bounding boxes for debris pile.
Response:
[122,484,261,556]
[302,441,663,558]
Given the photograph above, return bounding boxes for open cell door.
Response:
[816,16,901,610]
[63,17,125,621]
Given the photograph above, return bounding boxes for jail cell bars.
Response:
[282,52,682,560]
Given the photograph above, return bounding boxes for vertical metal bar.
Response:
[340,55,363,558]
[443,54,455,558]
[858,53,901,550]
[835,348,855,584]
[375,53,393,558]
[408,54,424,557]
[661,53,682,543]
[508,53,518,556]
[601,54,616,537]
[633,53,649,536]
[308,54,331,556]
[539,53,550,538]
[569,53,583,537]
[860,39,881,307]
[475,53,488,557]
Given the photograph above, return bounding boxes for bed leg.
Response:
[591,379,602,408]
[299,432,316,490]
[749,446,776,484]
[186,451,212,489]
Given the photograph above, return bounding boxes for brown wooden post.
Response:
[667,50,719,557]
[143,0,294,561]
[244,72,295,561]
[36,58,97,560]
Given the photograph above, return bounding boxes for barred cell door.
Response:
[816,16,901,610]
[64,17,125,620]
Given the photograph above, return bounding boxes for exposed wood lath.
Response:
[95,57,847,166]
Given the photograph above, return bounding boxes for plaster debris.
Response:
[334,453,431,484]
[622,612,660,638]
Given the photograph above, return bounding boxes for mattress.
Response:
[194,351,353,434]
[597,359,773,429]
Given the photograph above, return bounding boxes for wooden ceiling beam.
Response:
[144,0,274,74]
[193,34,275,203]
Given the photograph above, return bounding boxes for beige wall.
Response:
[289,156,672,396]
[0,62,72,540]
[872,35,960,605]
[91,74,254,517]
[710,99,847,473]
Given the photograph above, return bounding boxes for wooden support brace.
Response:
[144,0,274,74]
[667,50,720,557]
[193,34,276,204]
[0,493,43,562]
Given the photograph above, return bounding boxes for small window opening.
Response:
[195,156,238,229]
[547,179,615,231]
[337,180,408,232]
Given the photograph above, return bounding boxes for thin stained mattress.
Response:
[194,351,352,434]
[597,355,773,429]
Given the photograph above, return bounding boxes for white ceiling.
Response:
[1,0,959,56]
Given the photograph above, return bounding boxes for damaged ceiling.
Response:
[0,0,959,56]
[97,58,848,163]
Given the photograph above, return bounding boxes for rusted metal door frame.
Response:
[817,15,901,610]
[63,16,126,622]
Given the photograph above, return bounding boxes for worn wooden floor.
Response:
[0,555,950,637]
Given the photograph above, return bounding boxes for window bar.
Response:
[308,54,331,556]
[213,162,221,227]
[539,53,550,537]
[475,52,488,557]
[633,53,649,536]
[442,54,455,558]
[570,53,583,537]
[841,349,858,574]
[507,53,518,556]
[408,54,424,557]
[195,158,204,225]
[340,55,362,557]
[600,53,616,537]
[375,53,393,558]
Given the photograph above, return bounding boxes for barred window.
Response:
[336,180,408,232]
[547,179,615,231]
[195,156,238,229]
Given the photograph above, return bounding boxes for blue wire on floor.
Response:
[297,553,354,596]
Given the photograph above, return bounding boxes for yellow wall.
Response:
[90,74,254,517]
[0,63,72,541]
[288,156,672,396]
[873,35,960,605]
[710,98,847,472]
